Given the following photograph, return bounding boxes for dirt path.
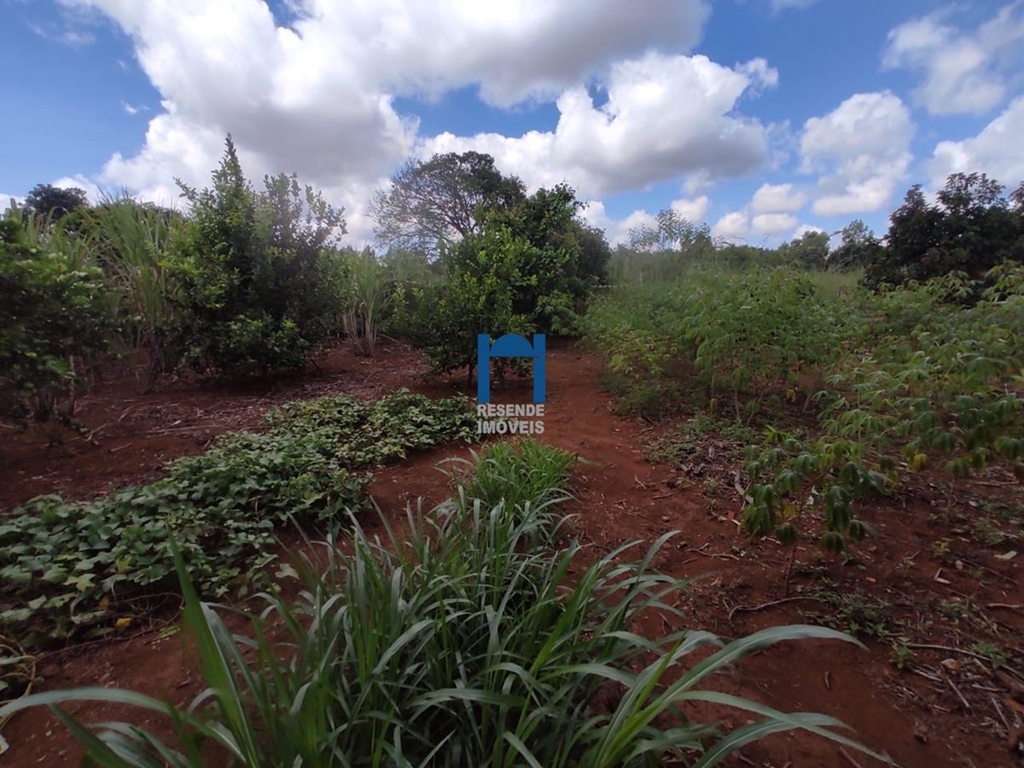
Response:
[2,341,1021,767]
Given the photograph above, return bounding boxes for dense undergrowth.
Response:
[0,439,880,767]
[0,390,476,648]
[584,264,1024,555]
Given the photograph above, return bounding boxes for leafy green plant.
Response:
[170,136,348,377]
[0,214,114,423]
[400,223,536,383]
[0,472,881,767]
[584,269,845,420]
[0,390,476,645]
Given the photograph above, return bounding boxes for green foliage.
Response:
[170,136,348,377]
[22,183,89,222]
[372,150,527,257]
[864,173,1024,290]
[400,223,536,379]
[778,230,830,271]
[443,438,577,525]
[339,246,392,356]
[0,391,476,646]
[0,449,879,767]
[392,169,608,378]
[590,259,1024,557]
[584,269,842,419]
[0,214,114,423]
[75,194,185,384]
[828,220,881,273]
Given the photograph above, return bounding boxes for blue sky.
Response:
[1,0,1022,246]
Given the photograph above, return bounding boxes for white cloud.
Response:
[52,175,105,203]
[121,100,146,116]
[750,182,806,214]
[711,211,748,241]
[751,212,798,235]
[670,195,710,223]
[927,96,1024,189]
[421,53,777,198]
[800,91,914,216]
[1,193,24,210]
[50,0,778,243]
[793,223,825,238]
[883,4,1024,116]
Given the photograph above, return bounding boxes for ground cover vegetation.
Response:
[0,439,879,767]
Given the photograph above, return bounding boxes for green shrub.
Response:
[169,137,348,377]
[401,223,536,382]
[72,194,185,386]
[0,215,114,423]
[584,270,844,419]
[339,246,392,356]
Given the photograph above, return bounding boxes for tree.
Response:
[864,173,1024,290]
[829,220,882,272]
[779,230,829,270]
[627,209,711,253]
[23,184,89,222]
[401,224,534,384]
[371,151,526,257]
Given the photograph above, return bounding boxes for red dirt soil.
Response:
[1,340,1022,767]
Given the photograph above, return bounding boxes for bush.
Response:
[397,182,610,380]
[584,269,844,419]
[169,137,348,377]
[0,215,114,423]
[400,223,536,382]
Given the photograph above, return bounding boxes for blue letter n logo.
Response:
[477,334,546,404]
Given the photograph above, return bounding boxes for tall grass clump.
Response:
[341,246,392,356]
[0,438,881,766]
[443,438,577,519]
[84,193,182,386]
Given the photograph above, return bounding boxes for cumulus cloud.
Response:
[800,91,914,216]
[47,0,784,243]
[670,195,711,223]
[750,182,806,214]
[711,211,749,241]
[422,53,778,198]
[792,223,826,238]
[51,0,716,204]
[883,4,1024,116]
[52,175,106,203]
[927,96,1024,190]
[751,212,798,235]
